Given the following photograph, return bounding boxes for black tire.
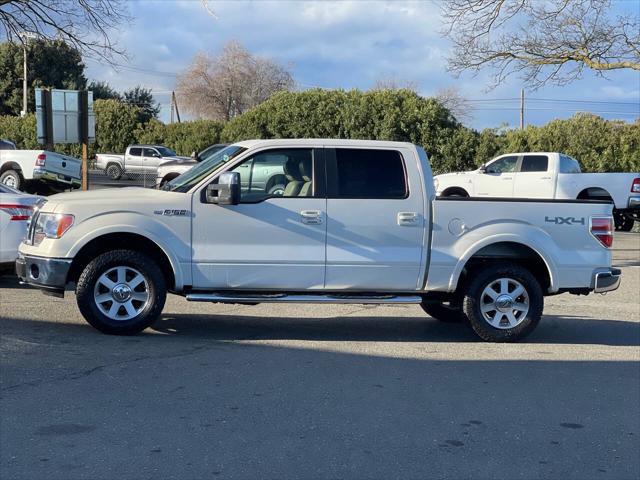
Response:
[76,249,167,335]
[462,262,543,342]
[268,184,286,196]
[421,300,466,322]
[0,169,23,190]
[614,210,634,232]
[105,163,122,180]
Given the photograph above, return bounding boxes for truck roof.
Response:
[233,139,417,149]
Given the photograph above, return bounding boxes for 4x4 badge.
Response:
[545,216,585,225]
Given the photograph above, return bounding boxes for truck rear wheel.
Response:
[105,163,122,180]
[421,300,466,322]
[76,249,167,335]
[0,169,22,190]
[614,210,634,232]
[462,262,543,342]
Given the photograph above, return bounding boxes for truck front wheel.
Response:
[76,250,167,335]
[462,262,543,342]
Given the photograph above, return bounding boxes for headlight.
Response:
[33,213,74,246]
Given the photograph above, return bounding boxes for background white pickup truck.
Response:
[17,140,620,343]
[96,144,190,180]
[0,140,81,192]
[434,152,640,231]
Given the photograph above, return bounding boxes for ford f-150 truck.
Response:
[0,141,81,192]
[96,145,190,180]
[16,140,621,342]
[434,152,640,231]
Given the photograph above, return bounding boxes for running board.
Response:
[185,292,423,304]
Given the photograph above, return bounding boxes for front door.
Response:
[191,147,326,290]
[474,155,518,197]
[324,147,425,290]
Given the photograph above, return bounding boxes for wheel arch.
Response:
[67,232,178,291]
[440,186,469,197]
[1,161,23,174]
[577,187,612,201]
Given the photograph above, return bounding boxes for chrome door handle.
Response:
[541,176,552,179]
[397,212,418,226]
[301,210,322,224]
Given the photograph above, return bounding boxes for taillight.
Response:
[632,178,640,193]
[36,153,46,167]
[590,216,614,248]
[0,203,34,221]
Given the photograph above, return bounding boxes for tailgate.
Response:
[42,151,81,180]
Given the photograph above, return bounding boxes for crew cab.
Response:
[0,141,81,192]
[96,145,190,180]
[434,152,640,231]
[16,140,621,342]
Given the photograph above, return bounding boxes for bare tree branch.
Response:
[0,0,129,60]
[176,41,294,121]
[442,0,640,89]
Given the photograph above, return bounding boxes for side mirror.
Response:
[479,164,487,173]
[205,171,240,205]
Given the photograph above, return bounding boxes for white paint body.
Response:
[19,140,615,295]
[0,149,81,188]
[434,152,640,210]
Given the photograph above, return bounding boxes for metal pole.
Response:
[22,42,27,116]
[520,89,524,130]
[79,91,89,191]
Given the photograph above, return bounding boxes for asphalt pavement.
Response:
[1,233,638,480]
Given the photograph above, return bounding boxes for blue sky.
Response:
[85,0,640,129]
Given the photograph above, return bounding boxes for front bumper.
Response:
[33,168,81,188]
[593,268,622,293]
[15,253,72,295]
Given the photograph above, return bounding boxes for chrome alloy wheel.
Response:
[93,266,150,321]
[2,173,18,188]
[480,278,529,329]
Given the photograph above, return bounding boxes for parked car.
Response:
[17,139,620,342]
[0,183,43,270]
[434,152,640,231]
[95,145,190,180]
[156,143,228,188]
[0,141,81,192]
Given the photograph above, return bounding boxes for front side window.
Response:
[230,148,314,202]
[143,148,158,157]
[486,156,518,173]
[129,147,142,157]
[334,148,407,199]
[520,155,549,172]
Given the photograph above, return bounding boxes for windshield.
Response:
[156,146,177,157]
[165,145,247,192]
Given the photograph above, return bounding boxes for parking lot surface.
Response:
[1,233,638,480]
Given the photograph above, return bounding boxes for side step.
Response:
[185,292,423,305]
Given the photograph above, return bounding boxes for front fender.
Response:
[449,225,559,293]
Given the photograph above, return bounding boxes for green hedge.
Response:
[1,92,638,174]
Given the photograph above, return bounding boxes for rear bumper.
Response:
[593,268,622,293]
[33,168,81,188]
[15,253,72,295]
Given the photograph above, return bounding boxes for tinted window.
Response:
[335,149,406,199]
[520,155,548,172]
[231,148,313,202]
[143,148,158,157]
[0,140,16,150]
[486,156,518,173]
[156,146,177,156]
[560,154,581,173]
[129,147,142,156]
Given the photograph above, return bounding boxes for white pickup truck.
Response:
[0,140,81,192]
[434,152,640,231]
[16,140,621,342]
[96,144,190,180]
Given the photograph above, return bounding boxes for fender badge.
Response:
[154,209,189,216]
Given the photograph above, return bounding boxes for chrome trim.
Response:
[186,293,423,304]
[593,268,622,293]
[15,254,72,291]
[628,196,640,209]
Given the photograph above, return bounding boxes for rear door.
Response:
[475,155,518,197]
[513,154,555,198]
[324,147,425,290]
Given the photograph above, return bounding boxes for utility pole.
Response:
[18,32,36,116]
[172,91,181,123]
[520,88,524,130]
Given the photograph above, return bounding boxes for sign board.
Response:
[36,88,95,144]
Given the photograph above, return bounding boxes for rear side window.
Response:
[560,154,581,173]
[520,155,549,172]
[129,147,142,156]
[334,149,407,199]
